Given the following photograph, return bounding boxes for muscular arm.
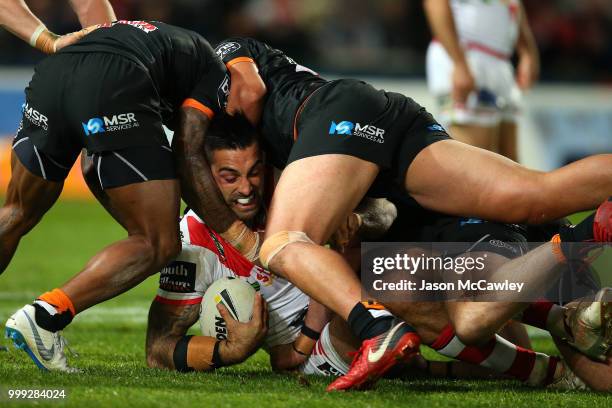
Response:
[0,0,46,42]
[423,0,475,103]
[68,0,115,27]
[0,0,113,53]
[174,107,260,259]
[146,293,268,371]
[515,2,539,90]
[146,301,200,369]
[269,299,333,372]
[173,107,238,232]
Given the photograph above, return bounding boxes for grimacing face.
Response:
[210,143,264,222]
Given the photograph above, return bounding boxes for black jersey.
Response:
[61,20,228,129]
[215,38,327,169]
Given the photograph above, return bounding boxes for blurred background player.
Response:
[424,0,539,161]
[0,0,115,53]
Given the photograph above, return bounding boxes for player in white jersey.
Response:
[145,115,397,373]
[424,0,539,160]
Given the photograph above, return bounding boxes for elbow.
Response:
[146,340,174,370]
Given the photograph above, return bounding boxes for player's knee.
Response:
[145,340,171,369]
[488,171,547,224]
[452,318,491,346]
[260,230,315,271]
[152,236,181,271]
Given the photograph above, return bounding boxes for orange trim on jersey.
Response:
[226,57,255,70]
[154,296,203,306]
[182,98,214,120]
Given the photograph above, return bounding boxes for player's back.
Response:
[216,38,327,169]
[60,21,223,127]
[451,0,520,56]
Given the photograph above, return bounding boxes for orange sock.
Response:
[550,234,567,263]
[37,288,76,316]
[361,300,386,310]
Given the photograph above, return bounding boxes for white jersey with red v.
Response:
[155,210,309,348]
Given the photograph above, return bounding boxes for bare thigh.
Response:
[449,124,500,153]
[265,155,379,242]
[498,121,518,162]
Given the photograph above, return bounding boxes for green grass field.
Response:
[0,199,610,407]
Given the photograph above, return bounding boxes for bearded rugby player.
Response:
[146,116,390,372]
[2,21,259,372]
[195,37,611,390]
[144,117,605,391]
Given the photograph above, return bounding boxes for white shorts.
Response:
[426,41,521,127]
[299,323,349,377]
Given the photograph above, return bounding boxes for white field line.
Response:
[0,292,552,338]
[0,292,151,324]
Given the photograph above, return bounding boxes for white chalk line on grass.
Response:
[0,292,151,324]
[0,291,551,338]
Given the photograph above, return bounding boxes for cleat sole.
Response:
[5,327,48,371]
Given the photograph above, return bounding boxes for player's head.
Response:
[205,114,263,222]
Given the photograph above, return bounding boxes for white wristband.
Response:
[29,24,47,48]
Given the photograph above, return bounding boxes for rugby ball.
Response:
[200,277,256,340]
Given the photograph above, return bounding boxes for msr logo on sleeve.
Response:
[215,42,242,59]
[22,103,48,131]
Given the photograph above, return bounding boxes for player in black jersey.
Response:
[202,37,612,391]
[1,21,255,372]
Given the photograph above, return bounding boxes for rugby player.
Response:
[201,37,612,390]
[296,200,611,391]
[2,21,256,372]
[144,118,596,390]
[424,0,539,160]
[0,0,115,54]
[146,116,388,372]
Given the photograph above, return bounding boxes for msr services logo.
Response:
[82,113,139,136]
[22,103,48,131]
[329,120,385,143]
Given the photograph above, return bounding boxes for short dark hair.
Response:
[204,114,258,161]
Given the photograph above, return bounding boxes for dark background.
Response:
[1,0,611,82]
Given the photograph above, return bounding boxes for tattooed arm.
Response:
[146,294,268,371]
[145,301,200,369]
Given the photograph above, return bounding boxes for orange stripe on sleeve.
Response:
[182,98,214,120]
[226,56,255,69]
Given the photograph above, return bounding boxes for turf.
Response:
[0,199,610,407]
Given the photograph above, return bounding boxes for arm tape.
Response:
[300,324,321,341]
[173,335,194,372]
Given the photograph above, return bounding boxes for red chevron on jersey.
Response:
[185,216,253,278]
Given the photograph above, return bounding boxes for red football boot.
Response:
[326,320,420,391]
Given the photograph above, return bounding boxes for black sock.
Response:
[559,213,595,243]
[347,302,393,342]
[33,303,73,332]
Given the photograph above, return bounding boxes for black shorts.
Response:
[382,199,530,259]
[13,132,176,188]
[289,79,450,185]
[18,51,168,173]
